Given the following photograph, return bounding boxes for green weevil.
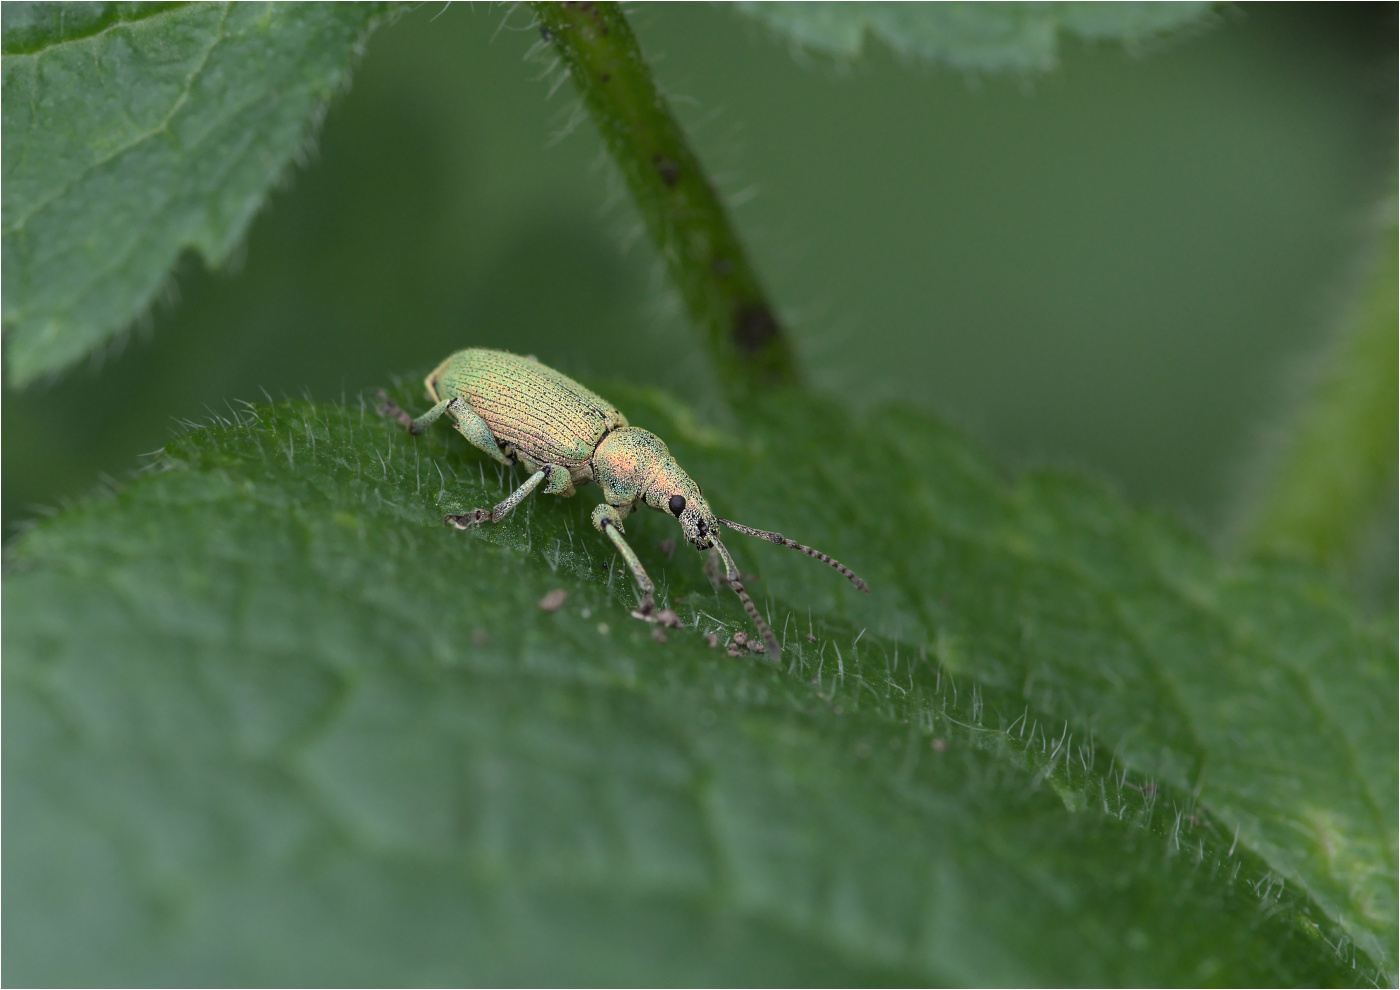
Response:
[378,348,868,657]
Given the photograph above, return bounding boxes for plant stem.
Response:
[1241,221,1398,572]
[531,1,799,401]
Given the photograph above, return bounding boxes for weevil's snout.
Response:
[681,504,718,550]
[667,494,715,550]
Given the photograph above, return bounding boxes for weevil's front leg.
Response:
[591,504,682,628]
[446,464,561,529]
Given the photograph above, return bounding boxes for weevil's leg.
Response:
[446,465,557,529]
[376,391,453,435]
[717,518,870,592]
[591,504,682,627]
[708,534,780,659]
[543,465,576,498]
[446,400,514,467]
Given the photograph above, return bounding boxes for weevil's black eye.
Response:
[669,494,686,516]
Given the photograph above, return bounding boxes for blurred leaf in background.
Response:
[1,2,398,385]
[734,0,1215,71]
[3,4,1393,583]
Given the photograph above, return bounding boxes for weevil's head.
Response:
[645,461,719,552]
[594,428,725,555]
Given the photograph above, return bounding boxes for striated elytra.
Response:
[378,348,868,656]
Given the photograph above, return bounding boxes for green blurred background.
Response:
[3,3,1394,588]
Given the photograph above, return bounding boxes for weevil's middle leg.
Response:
[543,465,576,497]
[592,504,682,628]
[446,464,560,529]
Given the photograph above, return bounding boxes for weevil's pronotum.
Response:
[378,348,868,657]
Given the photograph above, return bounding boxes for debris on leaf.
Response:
[538,588,567,612]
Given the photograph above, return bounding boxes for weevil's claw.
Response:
[445,509,491,529]
[630,605,683,629]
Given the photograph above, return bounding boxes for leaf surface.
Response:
[1,1,395,385]
[734,1,1215,71]
[5,384,1392,984]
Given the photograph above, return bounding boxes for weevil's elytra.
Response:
[377,348,869,658]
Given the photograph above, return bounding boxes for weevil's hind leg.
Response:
[377,391,453,435]
[376,392,515,473]
[446,464,559,529]
[445,400,514,467]
[592,504,682,628]
[717,518,870,592]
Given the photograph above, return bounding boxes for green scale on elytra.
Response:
[378,348,867,657]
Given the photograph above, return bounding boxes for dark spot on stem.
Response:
[733,303,780,354]
[539,26,554,42]
[652,153,681,187]
[600,72,611,83]
[711,256,733,277]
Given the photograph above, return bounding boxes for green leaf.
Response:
[733,1,1216,72]
[5,385,1392,984]
[1,1,396,386]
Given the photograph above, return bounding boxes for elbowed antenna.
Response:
[709,533,780,659]
[718,519,870,593]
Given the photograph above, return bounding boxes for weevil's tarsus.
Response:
[376,390,410,428]
[446,464,558,528]
[709,532,780,659]
[719,518,870,592]
[445,508,491,529]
